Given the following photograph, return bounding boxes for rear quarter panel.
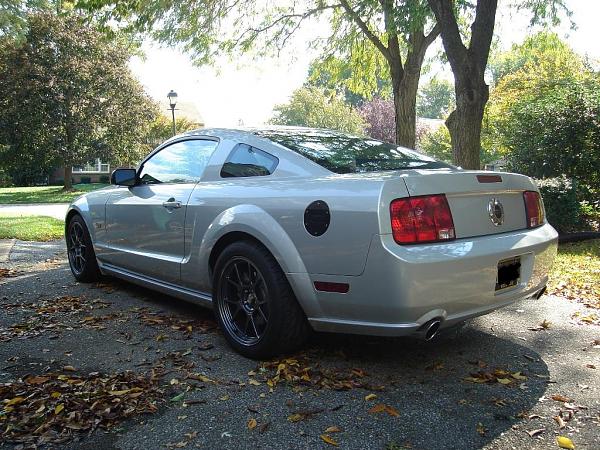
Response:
[181,175,392,293]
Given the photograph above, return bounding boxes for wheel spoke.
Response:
[226,276,241,290]
[249,315,259,338]
[234,263,244,286]
[243,315,251,335]
[257,306,268,323]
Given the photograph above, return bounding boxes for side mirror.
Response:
[111,168,137,186]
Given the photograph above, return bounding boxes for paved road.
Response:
[0,203,69,220]
[0,240,598,449]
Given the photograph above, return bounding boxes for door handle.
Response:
[162,199,182,209]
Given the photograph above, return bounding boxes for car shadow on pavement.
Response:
[0,266,556,450]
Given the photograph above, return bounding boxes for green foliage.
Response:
[307,55,391,107]
[484,32,600,195]
[488,31,584,85]
[144,115,199,150]
[536,177,591,233]
[497,75,600,191]
[418,126,452,163]
[0,12,158,188]
[0,0,54,40]
[416,76,454,119]
[270,87,366,135]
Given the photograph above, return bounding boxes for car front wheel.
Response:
[212,240,311,359]
[67,214,101,282]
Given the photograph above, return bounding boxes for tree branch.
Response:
[423,22,441,48]
[469,0,498,67]
[427,0,467,68]
[339,0,391,62]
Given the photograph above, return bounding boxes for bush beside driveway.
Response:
[0,240,598,449]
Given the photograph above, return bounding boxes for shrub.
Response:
[79,177,91,184]
[0,169,12,187]
[100,175,109,184]
[535,177,590,233]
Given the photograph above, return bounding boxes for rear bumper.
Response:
[302,223,558,336]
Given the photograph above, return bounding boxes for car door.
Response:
[105,138,218,282]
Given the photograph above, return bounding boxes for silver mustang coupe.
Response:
[65,127,558,358]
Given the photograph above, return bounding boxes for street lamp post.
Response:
[167,90,178,136]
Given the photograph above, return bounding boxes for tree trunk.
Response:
[428,0,497,170]
[63,165,72,190]
[393,71,420,149]
[445,73,489,169]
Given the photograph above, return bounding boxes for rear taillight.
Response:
[390,194,455,244]
[523,191,544,228]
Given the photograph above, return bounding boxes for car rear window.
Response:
[221,143,279,178]
[254,129,454,174]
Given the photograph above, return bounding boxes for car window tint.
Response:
[139,139,218,184]
[254,129,455,174]
[221,143,279,178]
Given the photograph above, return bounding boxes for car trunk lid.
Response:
[399,170,536,239]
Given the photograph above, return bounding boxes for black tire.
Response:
[212,240,311,359]
[66,214,101,283]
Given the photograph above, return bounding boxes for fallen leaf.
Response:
[526,428,545,438]
[247,418,257,430]
[54,403,65,415]
[554,415,566,429]
[368,404,386,414]
[109,389,131,396]
[556,436,575,449]
[551,394,571,403]
[24,375,50,385]
[5,397,25,406]
[497,378,512,385]
[288,413,304,422]
[512,372,527,381]
[476,423,486,436]
[62,365,76,372]
[248,379,261,386]
[170,392,185,402]
[325,426,342,433]
[364,393,377,401]
[320,434,339,447]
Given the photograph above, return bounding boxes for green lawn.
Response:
[0,215,64,241]
[549,239,600,308]
[0,184,108,204]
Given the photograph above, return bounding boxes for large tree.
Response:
[427,0,571,169]
[0,12,157,188]
[79,0,440,149]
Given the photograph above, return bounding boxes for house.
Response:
[48,100,205,185]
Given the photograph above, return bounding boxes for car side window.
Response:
[139,139,218,184]
[220,143,279,178]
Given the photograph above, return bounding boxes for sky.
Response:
[129,0,600,128]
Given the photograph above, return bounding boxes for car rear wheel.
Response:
[67,215,101,282]
[213,240,311,359]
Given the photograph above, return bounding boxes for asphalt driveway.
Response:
[0,240,598,449]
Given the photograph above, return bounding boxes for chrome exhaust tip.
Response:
[416,319,442,341]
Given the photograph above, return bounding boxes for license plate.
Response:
[496,256,521,291]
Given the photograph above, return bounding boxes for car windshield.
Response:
[254,129,454,174]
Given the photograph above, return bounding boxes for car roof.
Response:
[182,126,361,141]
